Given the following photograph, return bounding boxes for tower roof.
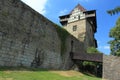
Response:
[70,4,86,14]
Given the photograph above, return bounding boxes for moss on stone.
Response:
[2,11,9,17]
[54,24,69,56]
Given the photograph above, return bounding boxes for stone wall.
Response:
[64,19,97,49]
[103,55,120,80]
[0,0,85,69]
[85,20,96,48]
[64,19,86,42]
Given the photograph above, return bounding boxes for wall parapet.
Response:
[0,0,85,69]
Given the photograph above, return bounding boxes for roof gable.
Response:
[70,4,86,14]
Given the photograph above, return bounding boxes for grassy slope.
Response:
[0,68,101,80]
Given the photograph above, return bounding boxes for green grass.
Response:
[0,68,102,80]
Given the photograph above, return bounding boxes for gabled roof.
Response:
[70,4,86,14]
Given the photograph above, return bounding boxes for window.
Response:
[78,15,80,20]
[73,25,77,31]
[74,16,76,19]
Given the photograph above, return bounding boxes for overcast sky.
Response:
[21,0,120,55]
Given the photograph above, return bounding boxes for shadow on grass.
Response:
[82,71,96,77]
[0,67,48,71]
[81,71,102,78]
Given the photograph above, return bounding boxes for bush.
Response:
[87,47,101,53]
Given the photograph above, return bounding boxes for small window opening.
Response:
[73,25,77,31]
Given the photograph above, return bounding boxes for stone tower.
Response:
[59,4,97,48]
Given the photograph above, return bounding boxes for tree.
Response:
[109,17,120,56]
[107,6,120,15]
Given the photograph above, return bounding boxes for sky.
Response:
[21,0,120,55]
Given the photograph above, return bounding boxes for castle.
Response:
[0,0,97,69]
[1,1,120,79]
[59,4,97,49]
